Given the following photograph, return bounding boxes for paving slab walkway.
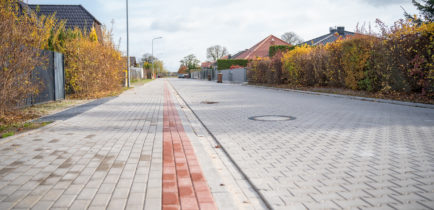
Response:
[170,79,434,210]
[0,81,165,210]
[0,79,262,210]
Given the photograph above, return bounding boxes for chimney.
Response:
[329,27,337,34]
[337,26,345,35]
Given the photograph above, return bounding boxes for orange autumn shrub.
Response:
[246,57,271,84]
[0,0,62,116]
[64,28,124,98]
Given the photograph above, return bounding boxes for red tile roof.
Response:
[201,61,212,68]
[233,35,290,59]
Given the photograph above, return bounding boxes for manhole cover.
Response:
[248,115,296,121]
[201,101,218,104]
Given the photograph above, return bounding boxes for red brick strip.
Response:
[163,83,218,210]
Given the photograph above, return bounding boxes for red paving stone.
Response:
[163,83,218,210]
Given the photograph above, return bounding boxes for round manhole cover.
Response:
[249,115,296,121]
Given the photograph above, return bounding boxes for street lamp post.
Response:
[126,0,130,87]
[152,36,162,79]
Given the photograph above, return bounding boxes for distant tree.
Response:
[143,61,151,70]
[180,54,200,71]
[281,32,304,45]
[178,65,188,74]
[141,53,156,63]
[403,0,434,23]
[206,45,228,61]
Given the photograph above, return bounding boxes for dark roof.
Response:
[302,26,355,46]
[25,4,101,31]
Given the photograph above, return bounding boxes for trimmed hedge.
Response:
[269,45,295,57]
[217,59,248,70]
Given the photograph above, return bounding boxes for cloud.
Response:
[27,0,418,72]
[362,0,409,6]
[150,18,188,32]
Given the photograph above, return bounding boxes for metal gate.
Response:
[28,50,65,105]
[54,52,65,100]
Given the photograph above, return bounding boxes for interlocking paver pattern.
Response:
[162,83,217,210]
[169,79,434,209]
[0,80,164,210]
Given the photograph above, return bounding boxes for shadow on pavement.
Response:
[34,97,116,122]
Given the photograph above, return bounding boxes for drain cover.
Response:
[249,115,295,121]
[201,101,218,104]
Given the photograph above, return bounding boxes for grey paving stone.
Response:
[170,79,434,209]
[30,200,55,210]
[52,194,76,208]
[106,198,127,210]
[0,80,164,209]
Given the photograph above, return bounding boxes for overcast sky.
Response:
[26,0,417,72]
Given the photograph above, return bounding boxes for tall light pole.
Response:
[126,0,130,87]
[152,36,162,79]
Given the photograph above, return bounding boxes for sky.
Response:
[26,0,418,72]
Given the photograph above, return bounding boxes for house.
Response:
[19,3,103,39]
[201,61,212,69]
[130,57,137,67]
[232,35,290,59]
[302,26,355,46]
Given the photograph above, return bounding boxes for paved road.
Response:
[170,79,434,209]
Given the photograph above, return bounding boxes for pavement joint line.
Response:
[242,84,434,109]
[168,80,273,210]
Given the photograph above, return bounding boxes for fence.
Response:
[220,68,247,83]
[190,68,247,83]
[130,67,144,80]
[26,50,65,105]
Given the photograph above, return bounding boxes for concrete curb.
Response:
[244,84,434,109]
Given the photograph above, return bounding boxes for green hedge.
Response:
[217,59,248,70]
[269,45,295,57]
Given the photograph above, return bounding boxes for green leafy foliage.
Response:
[269,45,295,57]
[217,59,248,70]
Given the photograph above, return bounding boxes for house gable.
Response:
[233,35,290,59]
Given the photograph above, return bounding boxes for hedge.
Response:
[248,21,434,97]
[217,59,248,70]
[269,45,295,57]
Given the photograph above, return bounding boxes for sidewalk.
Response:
[0,80,165,210]
[0,80,264,210]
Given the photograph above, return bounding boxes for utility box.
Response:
[217,73,223,83]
